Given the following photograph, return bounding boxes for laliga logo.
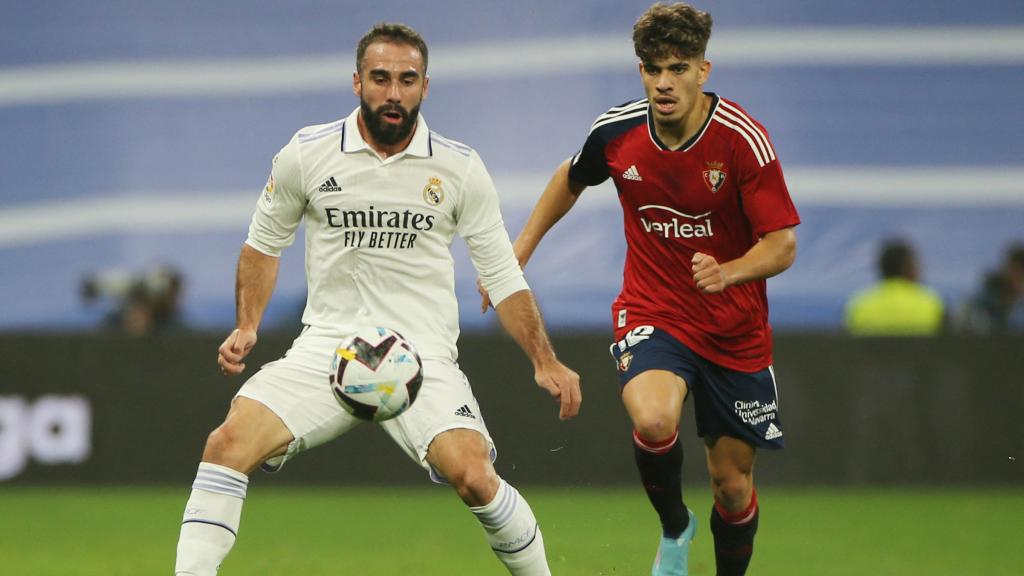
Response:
[0,395,92,481]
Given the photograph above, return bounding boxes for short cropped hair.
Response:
[879,239,915,279]
[633,2,713,63]
[356,22,429,74]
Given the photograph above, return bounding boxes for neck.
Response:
[356,112,416,159]
[655,93,711,150]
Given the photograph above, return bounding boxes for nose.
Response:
[386,80,402,102]
[656,71,672,92]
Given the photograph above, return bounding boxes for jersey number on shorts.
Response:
[610,325,655,355]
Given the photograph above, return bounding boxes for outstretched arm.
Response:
[479,159,588,311]
[493,289,582,420]
[218,243,281,376]
[692,226,797,293]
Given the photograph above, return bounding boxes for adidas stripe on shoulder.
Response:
[297,119,345,144]
[712,100,776,167]
[588,99,648,134]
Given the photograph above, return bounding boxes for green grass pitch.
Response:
[2,486,1019,575]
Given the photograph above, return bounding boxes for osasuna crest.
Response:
[423,177,444,206]
[702,162,727,193]
[617,351,633,372]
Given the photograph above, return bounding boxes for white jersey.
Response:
[246,108,528,361]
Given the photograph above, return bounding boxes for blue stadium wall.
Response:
[2,1,1023,331]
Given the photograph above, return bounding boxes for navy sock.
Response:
[710,490,759,576]
[633,429,689,538]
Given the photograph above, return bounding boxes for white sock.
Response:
[174,462,248,576]
[470,478,551,576]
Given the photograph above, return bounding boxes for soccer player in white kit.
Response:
[173,22,582,576]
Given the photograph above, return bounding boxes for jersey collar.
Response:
[646,92,719,152]
[341,107,432,158]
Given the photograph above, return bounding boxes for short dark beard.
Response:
[360,99,420,146]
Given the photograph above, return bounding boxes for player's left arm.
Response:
[493,290,582,420]
[692,226,797,294]
[458,151,581,419]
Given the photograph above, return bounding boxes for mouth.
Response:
[653,96,676,114]
[379,107,406,125]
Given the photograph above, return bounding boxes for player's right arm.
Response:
[478,159,587,312]
[218,245,280,376]
[219,132,306,376]
[514,159,588,268]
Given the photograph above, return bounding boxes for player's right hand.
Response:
[218,328,258,376]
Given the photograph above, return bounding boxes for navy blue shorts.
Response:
[609,326,784,449]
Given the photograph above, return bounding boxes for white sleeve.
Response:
[245,133,306,257]
[457,151,530,307]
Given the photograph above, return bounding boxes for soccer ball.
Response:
[329,326,423,422]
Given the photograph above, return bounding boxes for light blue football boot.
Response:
[652,508,697,576]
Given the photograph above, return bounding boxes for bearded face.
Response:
[359,99,421,146]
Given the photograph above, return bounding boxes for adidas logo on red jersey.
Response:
[622,165,642,181]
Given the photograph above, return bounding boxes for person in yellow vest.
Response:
[845,238,945,335]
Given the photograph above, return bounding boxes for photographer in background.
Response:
[81,265,184,336]
[954,242,1024,334]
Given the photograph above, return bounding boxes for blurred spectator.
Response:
[954,243,1024,333]
[81,265,184,336]
[844,238,945,335]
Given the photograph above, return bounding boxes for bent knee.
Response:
[202,422,256,469]
[632,411,679,442]
[710,471,753,507]
[447,460,499,506]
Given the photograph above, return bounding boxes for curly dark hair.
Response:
[633,3,713,63]
[356,22,429,74]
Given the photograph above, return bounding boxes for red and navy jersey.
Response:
[569,94,800,372]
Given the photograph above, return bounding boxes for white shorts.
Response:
[236,330,495,482]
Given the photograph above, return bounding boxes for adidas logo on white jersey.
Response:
[318,176,342,192]
[454,404,476,419]
[765,422,783,440]
[622,165,643,181]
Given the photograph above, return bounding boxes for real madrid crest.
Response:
[423,176,444,206]
[702,161,727,193]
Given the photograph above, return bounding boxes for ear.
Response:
[352,70,361,97]
[698,59,712,86]
[422,75,430,100]
[637,61,645,76]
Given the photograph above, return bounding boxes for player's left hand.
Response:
[535,361,582,420]
[692,252,729,294]
[477,277,492,313]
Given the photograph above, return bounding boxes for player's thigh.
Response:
[691,362,785,450]
[621,369,688,435]
[610,327,697,436]
[235,332,363,472]
[380,358,495,483]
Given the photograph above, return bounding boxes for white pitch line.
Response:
[1,27,1022,106]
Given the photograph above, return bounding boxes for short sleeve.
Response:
[567,129,611,186]
[245,133,306,256]
[734,141,800,237]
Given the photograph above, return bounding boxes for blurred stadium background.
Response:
[1,1,1022,574]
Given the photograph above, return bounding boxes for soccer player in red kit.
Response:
[481,3,798,575]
